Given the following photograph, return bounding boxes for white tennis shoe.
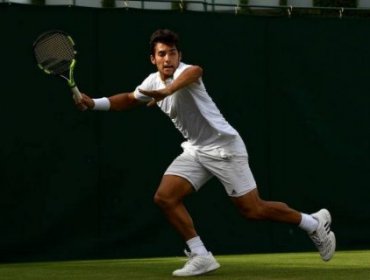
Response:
[172,250,220,277]
[309,209,336,261]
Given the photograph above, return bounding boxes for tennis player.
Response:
[76,29,336,277]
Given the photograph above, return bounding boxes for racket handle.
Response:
[71,85,88,110]
[71,85,82,101]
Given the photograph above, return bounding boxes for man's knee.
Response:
[238,201,268,220]
[239,206,260,220]
[154,191,178,209]
[153,175,192,209]
[232,189,268,220]
[153,192,167,208]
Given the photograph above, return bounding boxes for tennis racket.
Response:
[33,30,83,103]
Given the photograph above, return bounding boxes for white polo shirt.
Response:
[133,62,239,150]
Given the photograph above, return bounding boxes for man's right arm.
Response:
[77,92,144,111]
[108,92,143,111]
[77,74,154,111]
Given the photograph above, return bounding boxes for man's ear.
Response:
[150,54,155,65]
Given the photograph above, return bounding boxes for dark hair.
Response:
[149,29,180,55]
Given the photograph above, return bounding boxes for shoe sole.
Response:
[317,209,336,262]
[322,231,336,262]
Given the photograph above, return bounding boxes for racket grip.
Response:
[71,86,82,101]
[71,85,88,110]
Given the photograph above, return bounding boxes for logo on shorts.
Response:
[231,189,237,196]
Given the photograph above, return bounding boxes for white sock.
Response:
[186,236,208,256]
[299,213,319,234]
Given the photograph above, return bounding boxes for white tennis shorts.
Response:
[164,135,257,197]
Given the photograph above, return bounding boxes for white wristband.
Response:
[92,97,110,111]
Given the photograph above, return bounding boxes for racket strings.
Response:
[34,32,75,74]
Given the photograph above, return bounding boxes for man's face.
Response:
[151,42,181,80]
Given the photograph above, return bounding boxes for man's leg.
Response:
[231,189,336,261]
[230,189,302,224]
[154,174,220,276]
[153,174,197,241]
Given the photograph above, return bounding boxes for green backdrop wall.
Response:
[0,4,369,262]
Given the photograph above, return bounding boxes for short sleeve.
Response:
[173,62,192,80]
[133,74,156,102]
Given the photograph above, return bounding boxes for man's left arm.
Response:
[168,65,203,93]
[139,65,203,106]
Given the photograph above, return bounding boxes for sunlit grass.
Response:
[0,250,369,280]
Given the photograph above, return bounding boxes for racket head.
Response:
[33,30,76,76]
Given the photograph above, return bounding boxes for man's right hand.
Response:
[75,93,94,111]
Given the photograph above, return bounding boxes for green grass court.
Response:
[0,250,369,280]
